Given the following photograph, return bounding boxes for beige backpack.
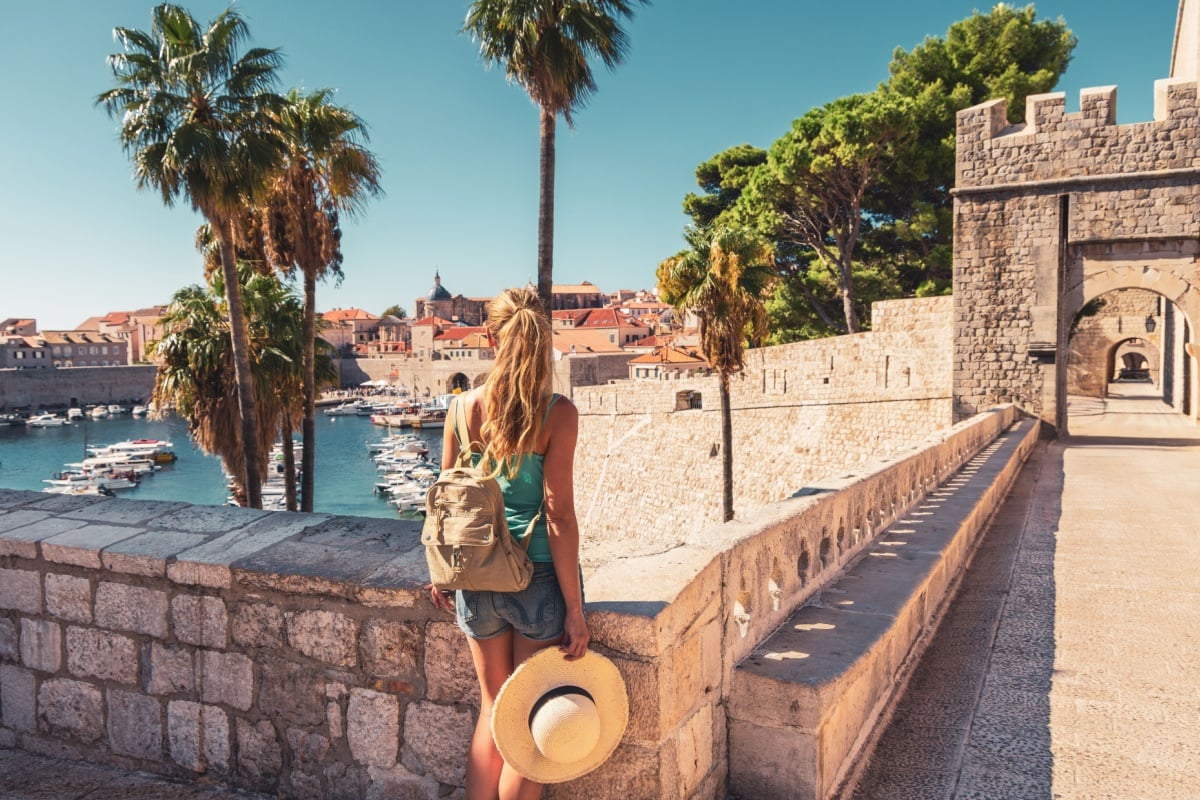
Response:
[421,400,538,592]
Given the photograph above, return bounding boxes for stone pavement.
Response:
[852,384,1200,800]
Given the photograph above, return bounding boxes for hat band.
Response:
[527,685,594,729]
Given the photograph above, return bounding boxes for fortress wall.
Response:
[953,82,1200,424]
[0,404,1018,800]
[0,367,156,412]
[573,297,954,566]
[1067,290,1161,397]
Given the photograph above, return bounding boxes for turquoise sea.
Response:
[0,413,443,520]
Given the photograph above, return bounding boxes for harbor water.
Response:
[0,413,443,520]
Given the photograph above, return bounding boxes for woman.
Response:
[429,288,589,800]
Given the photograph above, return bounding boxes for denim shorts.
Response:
[455,562,566,642]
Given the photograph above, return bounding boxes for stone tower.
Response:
[951,2,1200,432]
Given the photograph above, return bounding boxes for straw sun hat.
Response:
[490,648,629,783]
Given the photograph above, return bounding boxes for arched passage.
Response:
[447,373,471,393]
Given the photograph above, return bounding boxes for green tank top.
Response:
[464,394,559,563]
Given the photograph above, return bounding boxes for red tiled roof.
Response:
[575,308,647,329]
[434,326,488,342]
[411,315,456,327]
[628,346,707,366]
[321,308,379,323]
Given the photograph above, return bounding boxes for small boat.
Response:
[324,401,370,417]
[0,413,22,427]
[42,484,115,498]
[88,439,176,463]
[131,405,148,417]
[89,406,109,418]
[107,405,127,415]
[27,413,69,427]
[67,408,84,421]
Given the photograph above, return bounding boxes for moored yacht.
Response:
[27,413,69,427]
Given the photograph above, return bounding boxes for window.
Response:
[102,346,109,355]
[15,351,23,359]
[675,390,702,411]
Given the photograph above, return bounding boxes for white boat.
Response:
[89,406,109,418]
[88,439,176,463]
[44,470,138,491]
[42,484,115,497]
[107,405,127,415]
[27,413,69,427]
[131,405,148,417]
[324,401,370,416]
[66,408,84,421]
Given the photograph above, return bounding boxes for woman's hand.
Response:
[559,608,589,660]
[426,583,454,613]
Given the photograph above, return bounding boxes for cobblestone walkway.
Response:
[852,385,1200,799]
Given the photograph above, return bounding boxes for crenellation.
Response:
[1076,85,1117,128]
[1026,92,1065,133]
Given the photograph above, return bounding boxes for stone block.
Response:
[167,700,230,773]
[198,650,253,711]
[19,618,61,673]
[325,761,368,800]
[423,621,477,705]
[38,678,104,744]
[41,524,142,568]
[677,703,715,800]
[348,688,399,768]
[0,515,87,558]
[101,529,209,577]
[62,498,189,525]
[167,511,323,588]
[0,509,51,534]
[94,581,168,638]
[286,609,358,667]
[360,619,421,680]
[237,717,282,786]
[148,643,194,695]
[44,573,92,623]
[365,763,440,800]
[400,701,472,786]
[258,655,326,726]
[107,689,163,760]
[171,595,228,648]
[0,664,36,731]
[728,718,817,800]
[287,726,331,794]
[231,601,284,648]
[545,739,679,800]
[0,617,15,661]
[66,627,138,684]
[0,568,41,614]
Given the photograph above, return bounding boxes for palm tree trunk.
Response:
[537,105,556,318]
[282,425,297,512]
[300,268,317,512]
[719,370,733,522]
[215,219,264,509]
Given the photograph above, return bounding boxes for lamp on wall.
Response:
[1145,315,1157,333]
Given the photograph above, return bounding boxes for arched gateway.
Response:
[952,78,1200,433]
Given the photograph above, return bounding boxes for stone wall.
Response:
[0,367,156,413]
[0,403,1020,800]
[573,296,954,566]
[953,81,1200,428]
[337,352,631,396]
[1067,289,1161,397]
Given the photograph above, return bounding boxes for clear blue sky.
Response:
[0,0,1180,330]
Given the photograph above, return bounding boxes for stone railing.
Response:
[0,406,1028,799]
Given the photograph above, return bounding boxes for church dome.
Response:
[427,271,452,301]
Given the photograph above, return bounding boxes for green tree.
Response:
[870,3,1076,294]
[463,0,645,314]
[683,144,768,229]
[261,88,383,512]
[658,227,774,522]
[381,305,408,319]
[738,91,914,334]
[98,3,287,509]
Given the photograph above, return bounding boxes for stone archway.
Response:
[1059,243,1198,431]
[447,373,471,393]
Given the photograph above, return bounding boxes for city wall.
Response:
[0,367,155,413]
[953,80,1200,428]
[0,401,1023,800]
[572,296,954,566]
[339,352,632,397]
[1066,289,1160,397]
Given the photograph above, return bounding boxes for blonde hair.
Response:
[480,288,553,479]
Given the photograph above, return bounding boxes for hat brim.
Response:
[491,648,629,784]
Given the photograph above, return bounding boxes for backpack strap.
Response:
[452,398,474,468]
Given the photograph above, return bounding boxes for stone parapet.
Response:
[0,402,1024,799]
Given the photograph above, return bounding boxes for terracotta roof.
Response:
[321,308,379,323]
[551,329,627,355]
[628,346,707,366]
[434,326,488,342]
[411,315,456,327]
[100,312,131,325]
[628,333,675,349]
[574,308,647,329]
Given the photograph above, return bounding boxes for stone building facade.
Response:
[953,79,1200,431]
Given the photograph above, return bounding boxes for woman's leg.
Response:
[497,633,562,800]
[465,632,515,800]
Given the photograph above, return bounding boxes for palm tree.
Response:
[261,88,382,512]
[463,0,644,314]
[658,227,774,522]
[98,4,287,509]
[150,267,334,508]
